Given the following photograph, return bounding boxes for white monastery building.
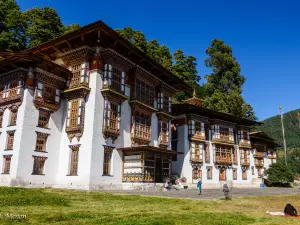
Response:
[0,20,279,190]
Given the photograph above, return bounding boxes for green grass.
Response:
[0,187,299,224]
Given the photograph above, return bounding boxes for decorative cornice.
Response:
[103,128,120,143]
[62,86,90,100]
[33,96,59,112]
[101,88,128,103]
[59,46,95,66]
[130,100,157,115]
[0,68,28,84]
[69,144,81,151]
[66,126,84,142]
[103,145,115,151]
[35,131,50,138]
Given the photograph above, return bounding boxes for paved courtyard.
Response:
[104,187,299,200]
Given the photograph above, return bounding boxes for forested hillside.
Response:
[259,108,300,149]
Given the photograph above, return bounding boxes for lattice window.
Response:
[133,111,151,141]
[158,120,169,145]
[103,101,121,132]
[70,63,89,87]
[207,167,212,180]
[6,131,15,149]
[190,142,204,161]
[10,110,17,126]
[215,146,232,162]
[67,99,84,129]
[3,155,12,174]
[192,168,202,183]
[32,156,47,175]
[103,150,112,175]
[103,64,125,92]
[135,79,155,107]
[240,149,250,164]
[69,146,79,176]
[38,109,51,128]
[35,132,49,152]
[233,168,237,180]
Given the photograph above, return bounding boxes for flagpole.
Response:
[279,106,287,166]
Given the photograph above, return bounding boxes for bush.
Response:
[265,163,294,187]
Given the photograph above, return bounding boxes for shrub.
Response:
[265,163,294,186]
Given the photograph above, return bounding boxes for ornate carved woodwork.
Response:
[58,46,95,66]
[255,159,264,167]
[214,145,233,165]
[34,68,66,89]
[131,109,152,145]
[253,151,264,158]
[0,68,27,85]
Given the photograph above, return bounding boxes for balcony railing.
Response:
[131,124,151,144]
[239,139,251,147]
[212,133,234,144]
[190,157,203,163]
[268,153,277,159]
[0,87,23,104]
[255,162,264,167]
[215,156,232,165]
[241,160,250,166]
[159,133,169,148]
[190,131,206,141]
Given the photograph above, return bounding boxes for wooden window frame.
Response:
[158,120,169,145]
[32,156,47,175]
[9,110,17,126]
[103,149,112,176]
[103,64,125,93]
[3,155,12,174]
[135,79,155,107]
[219,168,226,181]
[66,99,84,129]
[103,100,121,132]
[190,142,204,162]
[207,166,213,180]
[6,131,15,150]
[215,146,232,163]
[242,169,247,180]
[35,132,49,152]
[133,111,151,141]
[233,168,237,180]
[69,145,80,176]
[192,168,202,183]
[38,109,51,128]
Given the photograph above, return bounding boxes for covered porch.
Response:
[119,146,181,183]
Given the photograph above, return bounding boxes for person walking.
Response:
[197,178,202,195]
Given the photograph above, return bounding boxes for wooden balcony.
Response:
[190,157,203,164]
[159,133,169,149]
[212,134,234,145]
[239,139,251,148]
[33,95,59,112]
[215,156,232,165]
[190,132,206,142]
[254,152,265,158]
[255,162,264,167]
[268,154,277,159]
[241,161,250,167]
[0,87,23,106]
[131,124,151,145]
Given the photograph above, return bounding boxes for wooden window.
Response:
[10,110,17,126]
[3,155,12,174]
[38,110,51,128]
[103,150,112,175]
[215,146,232,163]
[158,120,169,145]
[233,168,237,180]
[240,149,250,165]
[43,85,56,103]
[32,156,47,175]
[207,167,212,180]
[69,146,79,176]
[6,131,15,149]
[103,64,125,92]
[219,168,226,181]
[35,132,49,152]
[135,79,155,107]
[220,126,229,137]
[66,99,84,129]
[70,63,89,87]
[157,93,171,113]
[103,101,121,132]
[242,170,247,180]
[190,142,204,162]
[192,168,202,183]
[133,111,151,141]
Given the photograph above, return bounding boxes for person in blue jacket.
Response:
[197,178,202,195]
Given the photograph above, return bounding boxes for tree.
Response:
[23,6,65,47]
[0,0,27,51]
[204,39,256,119]
[265,163,294,186]
[159,45,172,70]
[116,27,147,52]
[64,24,81,34]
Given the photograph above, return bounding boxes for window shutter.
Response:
[247,132,250,143]
[191,120,195,135]
[200,144,204,160]
[121,72,125,92]
[17,81,22,95]
[166,122,169,142]
[168,97,172,112]
[201,122,205,136]
[104,64,108,86]
[108,64,112,86]
[77,99,83,125]
[81,63,86,83]
[85,62,90,83]
[161,93,164,109]
[3,85,8,98]
[117,104,121,130]
[55,89,60,103]
[37,82,43,97]
[191,143,195,158]
[67,101,71,126]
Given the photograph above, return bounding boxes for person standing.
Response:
[197,179,202,195]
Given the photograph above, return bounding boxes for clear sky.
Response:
[18,0,300,121]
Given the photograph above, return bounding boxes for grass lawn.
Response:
[0,187,300,224]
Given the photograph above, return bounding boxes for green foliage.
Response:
[203,39,256,120]
[265,163,294,186]
[23,6,65,47]
[64,24,81,34]
[0,0,27,51]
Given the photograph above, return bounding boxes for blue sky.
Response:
[18,0,300,120]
